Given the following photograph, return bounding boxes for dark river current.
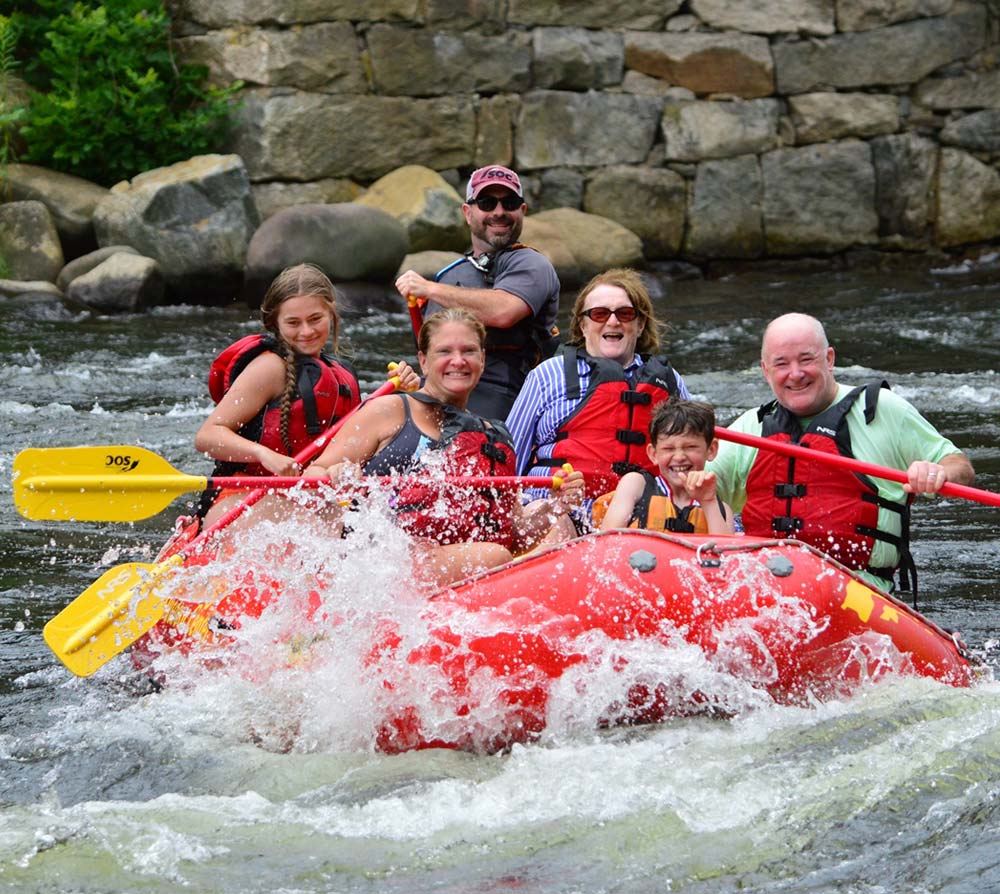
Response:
[1,258,999,893]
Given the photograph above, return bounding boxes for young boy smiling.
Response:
[596,399,735,535]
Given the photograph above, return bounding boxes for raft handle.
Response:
[696,540,721,568]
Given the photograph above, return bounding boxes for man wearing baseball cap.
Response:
[395,164,560,419]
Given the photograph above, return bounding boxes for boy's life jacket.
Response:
[591,471,725,534]
[389,392,519,548]
[742,380,915,591]
[531,346,680,498]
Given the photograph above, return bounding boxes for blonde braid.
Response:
[277,338,297,455]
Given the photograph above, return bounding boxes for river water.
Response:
[2,260,999,893]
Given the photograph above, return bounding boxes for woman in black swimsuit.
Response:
[306,309,584,588]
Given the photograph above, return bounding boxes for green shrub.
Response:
[4,1,241,186]
[0,14,25,174]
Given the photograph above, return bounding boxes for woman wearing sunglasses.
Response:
[505,267,692,522]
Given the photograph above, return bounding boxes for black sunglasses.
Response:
[471,194,522,212]
[579,306,640,323]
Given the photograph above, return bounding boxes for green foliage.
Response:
[3,1,241,186]
[0,13,26,174]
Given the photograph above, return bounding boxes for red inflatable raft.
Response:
[133,529,977,753]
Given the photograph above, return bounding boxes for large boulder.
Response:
[355,165,467,253]
[65,252,165,314]
[56,245,140,292]
[522,208,644,286]
[1,164,108,258]
[92,154,260,304]
[253,178,364,220]
[396,250,463,280]
[0,201,64,282]
[243,203,409,308]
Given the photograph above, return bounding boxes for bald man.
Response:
[709,312,974,592]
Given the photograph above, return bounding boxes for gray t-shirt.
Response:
[431,246,560,418]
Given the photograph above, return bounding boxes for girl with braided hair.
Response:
[194,263,418,526]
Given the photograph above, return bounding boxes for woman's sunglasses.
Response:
[579,306,640,323]
[471,195,523,212]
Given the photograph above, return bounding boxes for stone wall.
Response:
[170,0,1000,267]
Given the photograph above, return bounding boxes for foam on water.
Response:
[89,490,964,764]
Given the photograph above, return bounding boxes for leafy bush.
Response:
[3,1,241,186]
[0,14,25,172]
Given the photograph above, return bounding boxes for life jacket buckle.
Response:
[773,516,804,533]
[774,483,807,498]
[620,391,651,406]
[617,430,646,446]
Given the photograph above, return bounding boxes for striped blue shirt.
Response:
[504,353,691,496]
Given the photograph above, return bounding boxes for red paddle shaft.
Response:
[715,426,999,508]
[203,475,562,490]
[193,379,401,546]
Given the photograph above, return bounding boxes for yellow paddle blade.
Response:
[43,555,185,676]
[13,446,208,522]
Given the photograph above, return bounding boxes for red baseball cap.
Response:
[466,165,523,200]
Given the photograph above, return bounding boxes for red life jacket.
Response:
[207,334,360,476]
[742,381,914,590]
[533,347,680,498]
[392,393,519,548]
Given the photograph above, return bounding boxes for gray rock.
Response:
[396,250,463,280]
[474,95,519,170]
[0,201,64,282]
[65,253,165,313]
[1,164,108,257]
[367,25,531,96]
[789,93,900,144]
[537,168,585,212]
[56,245,141,292]
[773,5,987,93]
[252,179,364,220]
[937,148,1000,247]
[176,22,368,92]
[0,278,65,301]
[584,166,687,259]
[872,133,937,247]
[837,0,954,32]
[521,208,644,286]
[243,203,409,307]
[915,68,1000,110]
[355,165,467,253]
[762,141,879,255]
[516,91,662,168]
[690,0,835,36]
[508,0,681,28]
[531,27,624,90]
[686,155,765,259]
[92,154,259,304]
[231,89,476,182]
[181,0,419,27]
[940,109,1000,152]
[661,98,781,161]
